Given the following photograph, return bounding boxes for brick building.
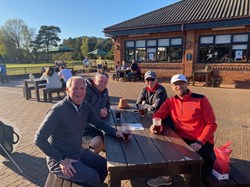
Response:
[103,0,250,84]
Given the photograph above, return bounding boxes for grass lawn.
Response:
[5,60,114,75]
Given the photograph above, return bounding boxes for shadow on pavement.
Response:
[2,152,48,186]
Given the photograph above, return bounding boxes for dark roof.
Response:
[104,0,250,37]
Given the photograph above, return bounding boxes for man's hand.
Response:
[147,106,155,113]
[141,100,146,105]
[115,130,132,140]
[59,158,78,177]
[190,142,202,152]
[149,124,162,134]
[100,108,108,118]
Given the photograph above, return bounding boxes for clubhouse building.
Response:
[104,0,250,84]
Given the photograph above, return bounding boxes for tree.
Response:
[0,19,34,63]
[81,36,89,57]
[0,32,8,62]
[31,25,61,61]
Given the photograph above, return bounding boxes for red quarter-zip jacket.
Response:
[153,90,217,145]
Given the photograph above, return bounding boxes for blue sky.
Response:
[0,0,180,41]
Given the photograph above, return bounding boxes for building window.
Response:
[147,40,156,46]
[125,38,182,63]
[147,48,156,61]
[135,48,146,62]
[126,41,134,47]
[125,49,135,62]
[199,34,249,63]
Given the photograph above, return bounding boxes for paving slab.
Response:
[0,72,249,187]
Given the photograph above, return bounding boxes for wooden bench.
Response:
[211,77,222,87]
[45,172,85,187]
[203,164,250,187]
[43,87,66,102]
[23,83,46,99]
[186,75,193,85]
[130,73,144,82]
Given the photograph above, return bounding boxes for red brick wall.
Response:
[114,27,250,84]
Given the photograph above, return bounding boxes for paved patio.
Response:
[0,72,249,187]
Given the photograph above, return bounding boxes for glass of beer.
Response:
[153,118,162,134]
[116,110,121,120]
[122,123,131,141]
[138,104,145,117]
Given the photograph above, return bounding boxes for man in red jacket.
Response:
[147,74,217,187]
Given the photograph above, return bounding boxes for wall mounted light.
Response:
[187,40,192,48]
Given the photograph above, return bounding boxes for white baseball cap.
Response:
[170,74,187,84]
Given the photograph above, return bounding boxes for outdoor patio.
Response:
[0,72,249,187]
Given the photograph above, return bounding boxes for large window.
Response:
[125,38,183,63]
[199,34,250,63]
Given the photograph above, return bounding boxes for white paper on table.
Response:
[128,123,144,130]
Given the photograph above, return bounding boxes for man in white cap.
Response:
[147,74,217,187]
[136,70,167,113]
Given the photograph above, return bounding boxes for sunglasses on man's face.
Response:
[146,78,155,82]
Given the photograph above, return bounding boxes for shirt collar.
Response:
[66,96,83,112]
[146,83,159,93]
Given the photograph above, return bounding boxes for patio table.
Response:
[105,107,203,187]
[24,79,46,102]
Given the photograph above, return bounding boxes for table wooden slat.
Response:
[105,108,203,187]
[163,126,203,164]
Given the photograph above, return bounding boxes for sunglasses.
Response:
[146,78,155,82]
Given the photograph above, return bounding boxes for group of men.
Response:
[35,69,217,186]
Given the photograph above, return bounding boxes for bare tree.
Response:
[0,19,34,63]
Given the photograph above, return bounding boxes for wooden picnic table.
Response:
[192,69,213,87]
[24,79,46,102]
[105,107,203,187]
[117,69,130,81]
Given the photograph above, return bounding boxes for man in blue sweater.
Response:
[34,76,123,187]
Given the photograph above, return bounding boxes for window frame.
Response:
[199,33,250,63]
[124,37,183,63]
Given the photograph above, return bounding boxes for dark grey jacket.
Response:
[136,83,167,113]
[84,79,110,121]
[34,97,116,162]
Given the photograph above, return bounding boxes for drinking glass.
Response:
[122,123,131,141]
[153,118,162,134]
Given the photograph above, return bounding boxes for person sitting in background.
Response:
[127,60,141,81]
[83,73,110,154]
[147,74,217,187]
[136,71,167,113]
[118,61,129,81]
[58,66,73,87]
[40,67,46,76]
[115,61,121,71]
[40,67,62,89]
